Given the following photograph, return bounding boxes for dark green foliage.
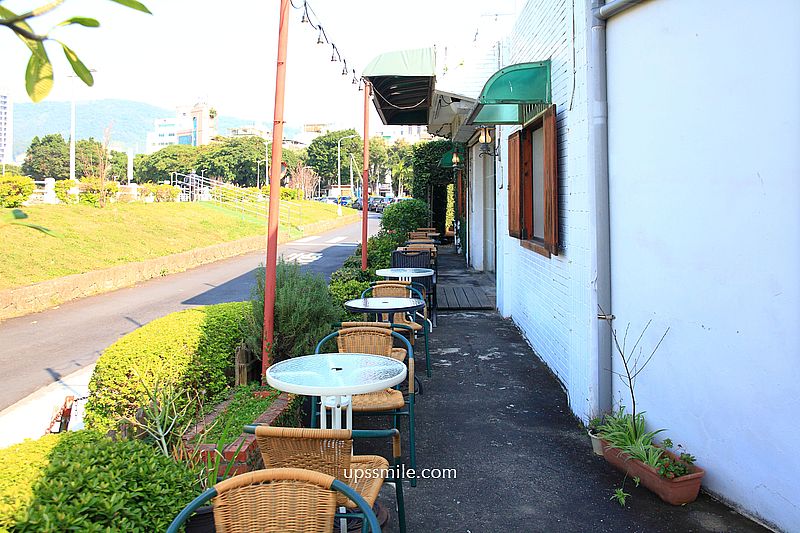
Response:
[0,174,35,207]
[305,129,363,185]
[330,266,374,285]
[380,199,430,240]
[411,140,461,233]
[243,262,342,364]
[195,136,266,185]
[7,431,199,532]
[135,144,198,183]
[329,279,372,311]
[22,134,69,181]
[85,302,249,433]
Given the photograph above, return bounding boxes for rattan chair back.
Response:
[211,468,338,533]
[336,326,394,356]
[254,427,353,481]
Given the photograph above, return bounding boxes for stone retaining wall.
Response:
[0,213,360,320]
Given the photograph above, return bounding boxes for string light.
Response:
[295,0,364,93]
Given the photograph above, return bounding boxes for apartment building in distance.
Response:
[145,101,218,154]
[0,89,13,164]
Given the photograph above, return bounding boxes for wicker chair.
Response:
[361,283,431,377]
[166,467,380,533]
[246,426,406,532]
[313,329,419,485]
[391,249,437,325]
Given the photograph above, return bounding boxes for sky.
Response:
[1,0,520,130]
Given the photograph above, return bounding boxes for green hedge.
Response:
[1,431,199,532]
[85,302,248,433]
[0,174,35,208]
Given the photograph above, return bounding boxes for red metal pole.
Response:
[262,0,290,378]
[361,83,371,271]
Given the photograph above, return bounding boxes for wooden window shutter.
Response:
[543,104,559,254]
[507,131,522,238]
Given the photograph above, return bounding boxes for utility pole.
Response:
[262,0,290,377]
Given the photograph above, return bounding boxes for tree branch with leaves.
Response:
[1,0,151,102]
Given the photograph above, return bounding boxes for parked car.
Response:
[368,197,384,211]
[375,197,395,213]
[352,197,363,210]
[337,196,352,206]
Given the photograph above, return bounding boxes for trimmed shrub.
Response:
[345,229,405,272]
[0,174,35,208]
[243,261,342,364]
[262,185,301,200]
[4,431,199,532]
[139,182,158,199]
[380,198,430,239]
[78,177,120,206]
[329,279,371,312]
[0,434,61,530]
[54,179,78,204]
[155,183,180,202]
[85,302,248,433]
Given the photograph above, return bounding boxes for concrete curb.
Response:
[0,213,360,320]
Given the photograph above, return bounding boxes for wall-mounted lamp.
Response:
[451,151,461,166]
[478,126,497,158]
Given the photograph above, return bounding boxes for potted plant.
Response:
[597,318,705,506]
[587,414,606,456]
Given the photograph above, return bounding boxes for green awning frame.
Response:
[363,48,436,126]
[465,61,552,125]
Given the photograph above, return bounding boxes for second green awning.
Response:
[465,61,552,125]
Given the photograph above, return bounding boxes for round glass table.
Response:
[344,296,425,323]
[265,353,407,429]
[375,267,434,282]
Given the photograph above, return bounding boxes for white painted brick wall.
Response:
[495,0,596,421]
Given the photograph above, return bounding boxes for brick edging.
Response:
[183,392,295,477]
[0,212,361,320]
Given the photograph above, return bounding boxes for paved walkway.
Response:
[361,249,768,533]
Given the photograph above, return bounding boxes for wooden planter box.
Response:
[601,440,705,505]
[183,392,299,477]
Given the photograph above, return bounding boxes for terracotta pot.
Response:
[588,431,604,456]
[600,440,705,505]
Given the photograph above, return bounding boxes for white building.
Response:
[145,102,219,154]
[365,1,800,530]
[0,89,12,164]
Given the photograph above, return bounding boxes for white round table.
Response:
[375,267,434,282]
[265,353,407,429]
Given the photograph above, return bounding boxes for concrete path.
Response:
[362,250,769,533]
[0,213,380,433]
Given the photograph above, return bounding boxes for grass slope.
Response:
[1,201,354,290]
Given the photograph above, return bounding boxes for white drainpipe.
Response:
[588,0,646,412]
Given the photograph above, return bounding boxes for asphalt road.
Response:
[0,213,381,411]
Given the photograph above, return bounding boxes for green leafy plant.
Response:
[54,178,78,204]
[8,431,199,532]
[199,384,279,445]
[78,176,119,206]
[122,375,198,457]
[85,302,248,433]
[243,261,342,365]
[611,487,630,507]
[0,174,35,207]
[380,198,430,239]
[1,0,152,102]
[154,183,180,202]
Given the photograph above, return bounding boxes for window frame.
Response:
[507,104,559,257]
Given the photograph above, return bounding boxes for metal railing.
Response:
[171,173,302,228]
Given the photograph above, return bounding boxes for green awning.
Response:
[439,146,465,168]
[363,48,436,125]
[465,61,552,125]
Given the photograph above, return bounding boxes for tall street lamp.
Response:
[257,159,267,188]
[68,70,96,181]
[337,134,359,196]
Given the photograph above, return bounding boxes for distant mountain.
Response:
[12,99,299,158]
